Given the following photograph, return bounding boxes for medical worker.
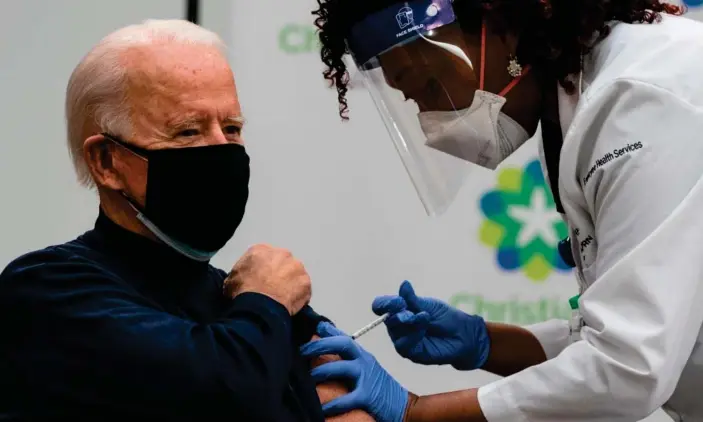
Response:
[301,0,703,421]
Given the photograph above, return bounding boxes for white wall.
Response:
[0,1,179,262]
[0,0,234,265]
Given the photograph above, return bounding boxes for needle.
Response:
[351,313,389,340]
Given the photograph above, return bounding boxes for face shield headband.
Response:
[346,0,458,67]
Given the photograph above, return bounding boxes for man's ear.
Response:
[82,134,125,191]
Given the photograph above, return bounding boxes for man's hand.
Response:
[224,244,312,315]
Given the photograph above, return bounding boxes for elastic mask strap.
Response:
[102,133,148,162]
[135,211,217,262]
[120,198,215,261]
[479,18,531,97]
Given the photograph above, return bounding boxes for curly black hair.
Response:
[312,0,684,120]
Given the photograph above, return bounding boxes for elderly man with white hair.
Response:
[0,20,372,421]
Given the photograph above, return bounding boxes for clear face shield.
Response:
[346,0,532,216]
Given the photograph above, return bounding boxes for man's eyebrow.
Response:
[167,114,206,128]
[224,116,246,126]
[167,114,246,128]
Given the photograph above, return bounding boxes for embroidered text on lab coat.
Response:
[583,141,644,185]
[580,234,594,252]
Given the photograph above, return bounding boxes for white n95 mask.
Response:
[418,90,530,170]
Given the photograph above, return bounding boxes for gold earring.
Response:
[507,55,523,78]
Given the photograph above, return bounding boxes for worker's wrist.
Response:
[479,322,548,377]
[401,389,486,422]
[477,321,499,369]
[402,392,420,422]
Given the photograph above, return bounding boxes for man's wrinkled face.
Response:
[109,43,245,205]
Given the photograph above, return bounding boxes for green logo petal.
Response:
[478,159,572,282]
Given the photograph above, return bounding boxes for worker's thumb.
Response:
[372,295,406,316]
[399,280,424,312]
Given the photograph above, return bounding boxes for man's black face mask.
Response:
[103,133,250,261]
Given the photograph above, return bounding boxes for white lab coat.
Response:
[477,14,703,422]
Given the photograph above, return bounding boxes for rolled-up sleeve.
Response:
[478,79,703,421]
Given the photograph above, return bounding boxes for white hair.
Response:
[65,19,227,187]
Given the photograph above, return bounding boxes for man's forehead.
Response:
[120,42,244,131]
[122,43,233,87]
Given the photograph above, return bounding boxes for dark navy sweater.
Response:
[0,212,327,421]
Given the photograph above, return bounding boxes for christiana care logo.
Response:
[450,294,571,324]
[278,23,319,54]
[478,159,571,282]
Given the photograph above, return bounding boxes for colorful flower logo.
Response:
[479,159,571,282]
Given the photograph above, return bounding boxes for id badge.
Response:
[569,295,584,344]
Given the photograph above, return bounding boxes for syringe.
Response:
[351,313,390,340]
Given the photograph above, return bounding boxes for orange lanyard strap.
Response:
[479,17,531,96]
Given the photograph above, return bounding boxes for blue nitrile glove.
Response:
[300,322,409,422]
[372,280,490,370]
